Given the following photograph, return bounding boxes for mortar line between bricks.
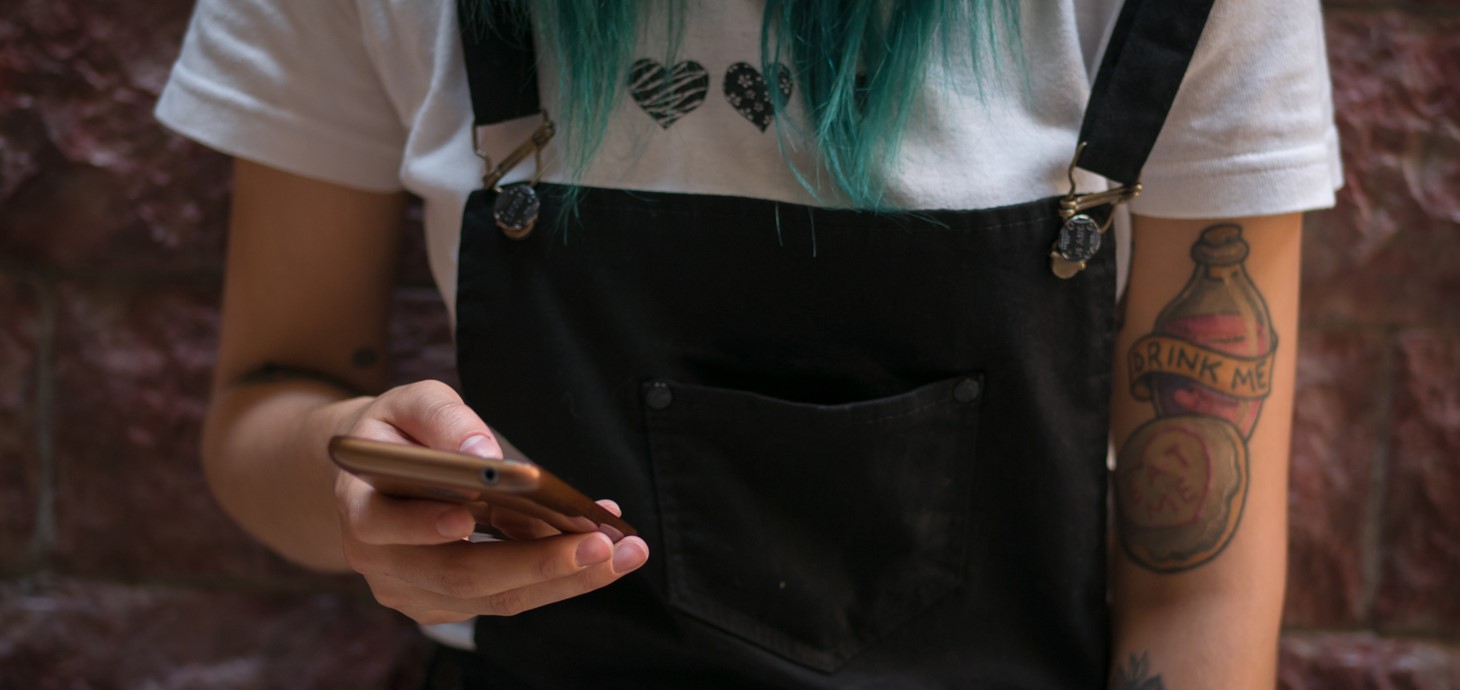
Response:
[0,261,221,286]
[45,570,378,599]
[1299,321,1460,336]
[1324,3,1460,17]
[1279,627,1460,647]
[393,285,449,299]
[1356,328,1399,627]
[29,274,58,567]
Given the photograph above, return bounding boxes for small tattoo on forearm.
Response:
[236,362,363,395]
[1117,224,1273,572]
[1113,651,1166,690]
[351,347,380,369]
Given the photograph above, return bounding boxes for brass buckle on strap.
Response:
[1051,142,1142,279]
[471,110,557,239]
[473,109,556,191]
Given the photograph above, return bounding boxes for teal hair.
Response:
[476,1,1020,210]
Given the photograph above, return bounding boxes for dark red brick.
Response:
[1279,633,1460,690]
[396,197,439,289]
[47,280,461,582]
[389,198,459,391]
[1302,14,1460,328]
[48,281,342,583]
[0,0,231,272]
[389,287,460,392]
[1282,331,1385,628]
[0,576,430,690]
[0,275,43,569]
[1376,331,1460,634]
[0,109,50,213]
[1325,0,1460,7]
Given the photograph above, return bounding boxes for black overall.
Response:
[436,1,1213,687]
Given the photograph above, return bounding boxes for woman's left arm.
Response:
[1108,212,1302,689]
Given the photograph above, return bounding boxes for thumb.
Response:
[377,380,504,459]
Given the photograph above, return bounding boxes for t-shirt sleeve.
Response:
[155,0,407,192]
[1130,0,1343,219]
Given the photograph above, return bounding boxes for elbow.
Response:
[198,401,352,574]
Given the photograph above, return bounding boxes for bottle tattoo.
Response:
[1117,224,1275,572]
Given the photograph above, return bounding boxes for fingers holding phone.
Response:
[350,528,647,623]
[337,479,648,623]
[329,380,648,623]
[346,379,505,462]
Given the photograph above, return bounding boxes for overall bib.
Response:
[434,1,1212,687]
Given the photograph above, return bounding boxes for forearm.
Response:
[1109,212,1300,688]
[199,160,408,573]
[201,379,370,572]
[1110,415,1292,689]
[1111,591,1283,688]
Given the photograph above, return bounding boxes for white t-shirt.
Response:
[156,0,1341,317]
[156,0,1341,653]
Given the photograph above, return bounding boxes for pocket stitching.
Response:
[644,375,982,672]
[659,375,981,427]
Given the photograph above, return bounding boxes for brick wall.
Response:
[2,1,1457,687]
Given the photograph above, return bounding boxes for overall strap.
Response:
[457,0,541,126]
[1076,0,1217,186]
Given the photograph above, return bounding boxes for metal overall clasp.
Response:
[1050,142,1142,279]
[473,110,557,239]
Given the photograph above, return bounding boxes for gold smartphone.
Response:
[327,436,635,542]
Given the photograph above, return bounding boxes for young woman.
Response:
[157,0,1339,687]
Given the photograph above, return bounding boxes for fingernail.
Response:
[458,434,492,457]
[436,509,474,539]
[575,534,612,567]
[611,538,647,574]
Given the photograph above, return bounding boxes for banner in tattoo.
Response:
[1131,223,1275,438]
[1117,224,1273,572]
[1129,335,1275,403]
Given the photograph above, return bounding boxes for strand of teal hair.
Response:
[475,1,656,211]
[473,1,1020,211]
[762,0,1021,209]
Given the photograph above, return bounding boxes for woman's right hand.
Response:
[332,380,649,624]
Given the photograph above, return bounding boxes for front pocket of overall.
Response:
[642,374,983,672]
